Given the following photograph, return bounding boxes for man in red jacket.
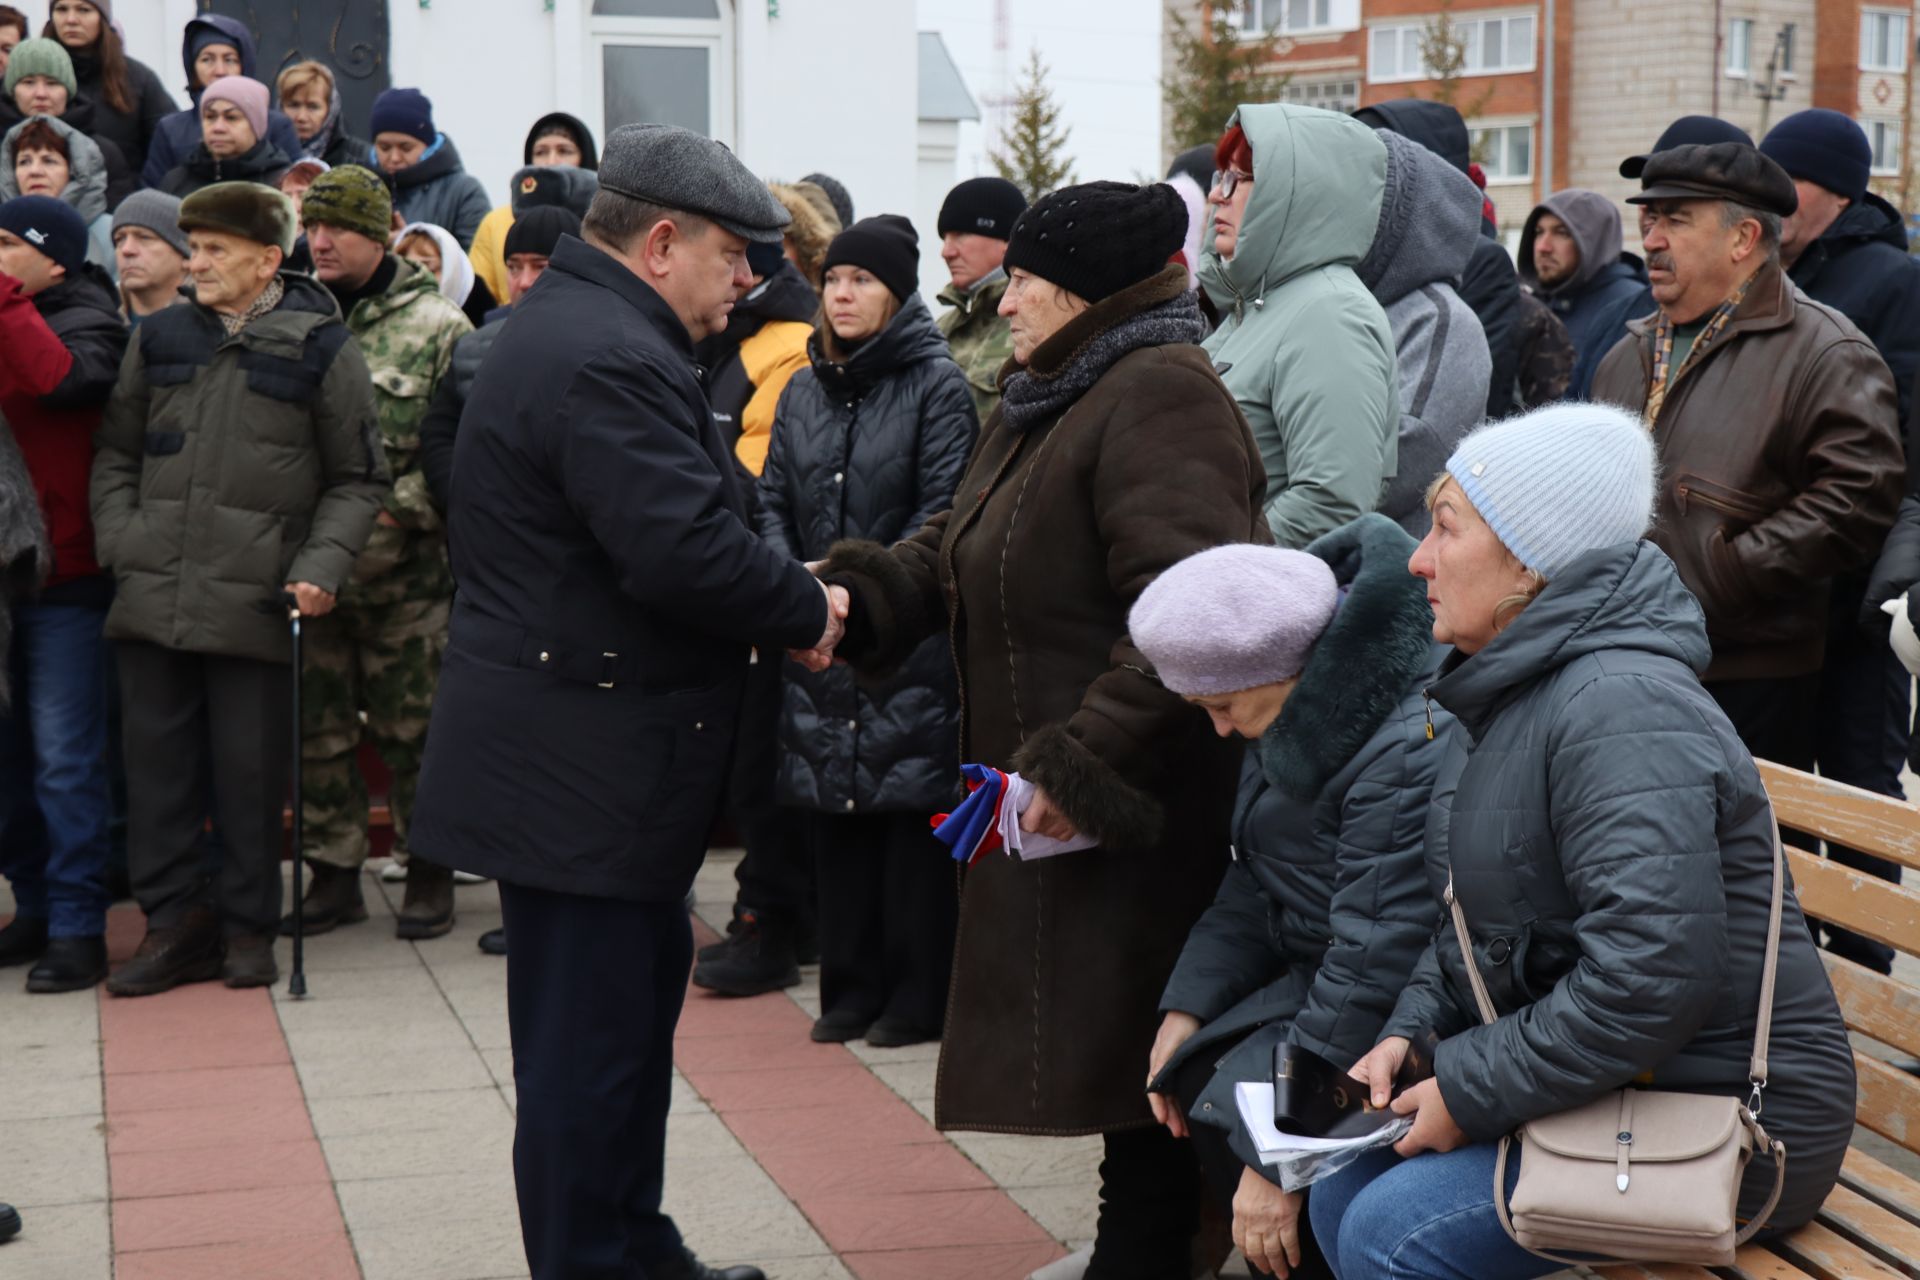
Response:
[0,195,127,992]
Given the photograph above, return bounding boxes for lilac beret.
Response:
[1129,544,1339,697]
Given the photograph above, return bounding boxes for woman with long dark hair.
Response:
[41,0,171,182]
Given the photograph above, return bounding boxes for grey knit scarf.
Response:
[1000,289,1209,432]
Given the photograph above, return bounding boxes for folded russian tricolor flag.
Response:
[931,763,1097,864]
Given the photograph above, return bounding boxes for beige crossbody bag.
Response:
[1445,818,1790,1267]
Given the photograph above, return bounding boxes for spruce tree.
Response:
[991,49,1076,202]
[1163,2,1288,156]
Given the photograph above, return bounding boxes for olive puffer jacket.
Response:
[756,297,978,814]
[90,273,391,665]
[1379,539,1856,1231]
[1155,514,1452,1178]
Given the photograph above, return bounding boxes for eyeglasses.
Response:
[1210,169,1253,199]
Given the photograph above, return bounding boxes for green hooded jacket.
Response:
[339,257,472,603]
[1200,104,1400,549]
[937,270,1013,423]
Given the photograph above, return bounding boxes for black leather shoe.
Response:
[810,1011,873,1043]
[106,907,224,998]
[0,1202,19,1243]
[280,861,368,937]
[865,1018,939,1048]
[477,927,507,956]
[25,935,107,993]
[0,915,48,969]
[692,910,799,997]
[222,933,280,988]
[647,1246,764,1280]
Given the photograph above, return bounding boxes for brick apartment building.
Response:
[1164,0,1920,234]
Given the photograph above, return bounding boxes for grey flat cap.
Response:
[598,124,790,243]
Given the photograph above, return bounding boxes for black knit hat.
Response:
[820,214,919,301]
[938,176,1026,241]
[1003,181,1185,304]
[504,205,581,259]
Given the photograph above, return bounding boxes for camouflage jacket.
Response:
[937,271,1013,424]
[342,258,472,600]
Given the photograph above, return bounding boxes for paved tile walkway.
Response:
[0,850,1112,1280]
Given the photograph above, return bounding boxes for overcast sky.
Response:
[917,0,1166,188]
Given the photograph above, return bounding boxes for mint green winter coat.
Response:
[1200,104,1400,549]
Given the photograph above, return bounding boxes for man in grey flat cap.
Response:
[1593,141,1901,774]
[410,124,844,1280]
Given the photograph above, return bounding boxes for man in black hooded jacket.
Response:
[1355,98,1520,417]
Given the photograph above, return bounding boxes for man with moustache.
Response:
[1591,142,1902,765]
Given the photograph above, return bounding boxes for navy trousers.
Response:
[500,882,691,1280]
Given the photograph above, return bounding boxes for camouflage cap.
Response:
[301,164,393,242]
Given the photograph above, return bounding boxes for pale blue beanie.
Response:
[1444,403,1657,580]
[1129,544,1339,696]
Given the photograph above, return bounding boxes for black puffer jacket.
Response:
[755,296,977,814]
[158,137,290,197]
[1788,191,1920,426]
[1155,514,1451,1178]
[1379,540,1856,1231]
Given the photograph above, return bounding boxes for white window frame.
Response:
[1725,17,1752,77]
[587,2,734,148]
[1241,0,1353,37]
[1861,8,1910,74]
[1368,10,1536,85]
[1469,119,1535,184]
[1864,116,1904,176]
[1280,76,1361,113]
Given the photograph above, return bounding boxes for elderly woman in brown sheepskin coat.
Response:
[807,180,1267,1280]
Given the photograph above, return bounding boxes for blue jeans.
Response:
[1310,1143,1561,1280]
[0,602,111,937]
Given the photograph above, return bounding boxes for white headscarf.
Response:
[395,221,474,307]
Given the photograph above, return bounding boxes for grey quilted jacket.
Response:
[1381,539,1856,1231]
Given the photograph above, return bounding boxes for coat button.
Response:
[538,651,550,662]
[834,472,844,483]
[694,721,704,731]
[844,799,857,811]
[847,719,857,731]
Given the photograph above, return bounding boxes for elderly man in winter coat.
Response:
[1590,142,1902,777]
[409,125,836,1280]
[92,181,388,997]
[934,176,1025,422]
[0,194,124,994]
[1517,188,1649,398]
[1757,108,1920,974]
[283,164,472,944]
[1356,128,1491,537]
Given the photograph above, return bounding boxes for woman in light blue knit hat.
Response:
[1311,402,1857,1278]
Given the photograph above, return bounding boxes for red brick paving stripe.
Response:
[100,906,361,1277]
[676,916,1067,1279]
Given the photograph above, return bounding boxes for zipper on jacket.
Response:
[1674,482,1768,521]
[1423,688,1435,741]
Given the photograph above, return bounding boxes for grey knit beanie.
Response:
[110,189,189,259]
[1129,544,1339,697]
[1444,403,1657,580]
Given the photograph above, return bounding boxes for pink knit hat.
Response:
[1129,544,1339,697]
[201,75,269,146]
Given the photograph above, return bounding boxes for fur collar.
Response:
[1254,514,1436,801]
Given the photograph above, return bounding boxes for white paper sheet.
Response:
[998,772,1100,861]
[1234,1081,1411,1163]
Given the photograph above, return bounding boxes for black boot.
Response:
[25,935,107,994]
[696,905,748,964]
[691,909,799,997]
[647,1247,765,1280]
[222,933,280,988]
[396,858,456,940]
[0,916,48,969]
[0,1202,18,1243]
[279,861,368,937]
[106,906,224,998]
[477,928,507,956]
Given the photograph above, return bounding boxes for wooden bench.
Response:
[1593,761,1920,1280]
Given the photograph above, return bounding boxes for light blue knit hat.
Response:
[1444,403,1657,580]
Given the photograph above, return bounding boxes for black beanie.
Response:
[937,176,1027,241]
[820,214,919,300]
[504,205,581,259]
[1003,181,1186,304]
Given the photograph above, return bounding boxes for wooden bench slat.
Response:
[1855,1052,1920,1155]
[1589,1265,1718,1279]
[1723,1247,1823,1279]
[1786,850,1920,960]
[1816,1184,1920,1276]
[1769,1220,1910,1278]
[1825,955,1920,1059]
[1757,761,1920,871]
[1841,1147,1920,1227]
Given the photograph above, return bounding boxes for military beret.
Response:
[301,164,393,243]
[1626,142,1798,218]
[178,180,298,255]
[595,123,789,243]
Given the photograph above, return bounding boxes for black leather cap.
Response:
[1625,142,1798,217]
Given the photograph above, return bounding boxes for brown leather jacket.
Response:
[1591,259,1902,681]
